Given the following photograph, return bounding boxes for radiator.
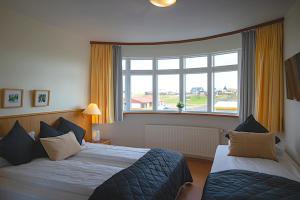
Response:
[145,125,221,158]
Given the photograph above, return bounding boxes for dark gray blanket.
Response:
[89,148,192,200]
[202,170,300,200]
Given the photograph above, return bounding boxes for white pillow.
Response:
[28,131,36,141]
[81,139,86,146]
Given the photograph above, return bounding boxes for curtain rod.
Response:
[90,18,283,46]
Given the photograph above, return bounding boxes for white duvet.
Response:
[0,143,149,200]
[211,145,300,182]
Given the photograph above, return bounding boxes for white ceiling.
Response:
[0,0,295,42]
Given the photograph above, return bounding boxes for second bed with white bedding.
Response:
[0,143,149,200]
[212,145,300,182]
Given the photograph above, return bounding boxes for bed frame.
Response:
[0,109,92,141]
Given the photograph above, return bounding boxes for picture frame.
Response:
[1,89,24,108]
[33,90,50,107]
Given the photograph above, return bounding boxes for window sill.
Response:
[123,111,239,118]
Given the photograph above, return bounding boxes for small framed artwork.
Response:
[33,90,50,107]
[1,89,24,108]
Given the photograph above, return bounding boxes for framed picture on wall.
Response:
[33,90,50,107]
[1,89,24,108]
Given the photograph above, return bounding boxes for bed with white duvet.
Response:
[211,145,300,182]
[199,145,300,200]
[0,143,149,200]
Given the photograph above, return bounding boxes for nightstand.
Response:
[92,139,112,145]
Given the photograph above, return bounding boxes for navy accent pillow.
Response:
[33,121,65,158]
[0,121,34,165]
[33,141,48,158]
[57,117,85,145]
[235,115,268,133]
[40,121,64,138]
[226,115,280,144]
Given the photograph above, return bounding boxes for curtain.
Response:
[113,46,123,121]
[240,30,256,122]
[90,44,115,124]
[255,22,284,133]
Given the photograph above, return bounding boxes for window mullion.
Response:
[179,56,184,107]
[153,58,157,112]
[126,59,131,111]
[207,54,213,113]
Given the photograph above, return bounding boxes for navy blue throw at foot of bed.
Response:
[202,169,300,200]
[89,148,192,200]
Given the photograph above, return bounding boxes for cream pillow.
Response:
[40,131,81,161]
[228,131,277,161]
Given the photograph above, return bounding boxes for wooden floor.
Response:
[186,158,213,189]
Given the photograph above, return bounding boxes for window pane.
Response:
[130,60,153,70]
[213,52,238,67]
[123,75,126,110]
[185,74,207,111]
[122,60,126,70]
[158,75,179,111]
[130,76,152,110]
[213,71,238,113]
[185,56,207,68]
[157,59,180,70]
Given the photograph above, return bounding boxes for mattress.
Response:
[0,143,149,200]
[211,145,300,182]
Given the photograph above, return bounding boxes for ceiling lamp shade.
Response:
[150,0,176,7]
[82,103,101,115]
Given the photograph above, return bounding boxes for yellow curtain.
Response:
[90,44,114,124]
[255,22,284,133]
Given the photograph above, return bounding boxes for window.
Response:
[122,59,126,70]
[185,56,207,68]
[185,73,207,112]
[130,75,153,110]
[158,75,179,110]
[213,71,238,113]
[130,59,152,70]
[123,75,126,109]
[213,52,238,67]
[123,50,240,115]
[157,58,180,70]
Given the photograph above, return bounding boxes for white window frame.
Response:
[122,49,241,115]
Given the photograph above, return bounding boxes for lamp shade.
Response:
[150,0,176,7]
[83,103,101,115]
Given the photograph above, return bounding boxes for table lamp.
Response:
[83,103,102,142]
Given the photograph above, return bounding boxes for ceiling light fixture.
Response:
[150,0,176,8]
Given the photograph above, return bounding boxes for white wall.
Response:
[102,35,241,148]
[0,7,90,116]
[284,1,300,165]
[101,114,239,148]
[123,34,241,57]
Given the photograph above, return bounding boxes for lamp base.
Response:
[92,130,101,142]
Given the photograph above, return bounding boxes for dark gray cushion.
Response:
[57,117,85,145]
[40,121,64,138]
[0,121,34,165]
[235,114,268,132]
